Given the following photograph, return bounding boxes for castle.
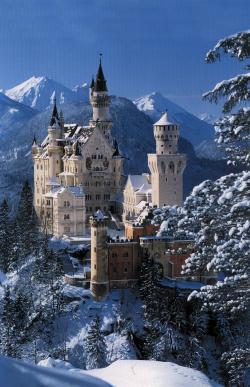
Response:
[32,58,125,237]
[32,58,190,299]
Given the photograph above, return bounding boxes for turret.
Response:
[89,76,95,101]
[90,211,109,301]
[148,112,186,207]
[90,55,111,124]
[47,99,63,179]
[153,111,179,155]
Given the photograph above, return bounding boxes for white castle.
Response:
[32,59,186,237]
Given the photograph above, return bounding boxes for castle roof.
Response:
[154,112,175,126]
[94,57,108,92]
[128,175,152,194]
[45,185,84,198]
[50,98,60,127]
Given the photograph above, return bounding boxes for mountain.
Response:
[0,96,236,208]
[0,91,37,136]
[199,113,217,125]
[72,83,89,102]
[4,76,88,111]
[134,92,217,154]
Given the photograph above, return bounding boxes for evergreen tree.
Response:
[1,286,20,358]
[139,254,161,322]
[0,199,10,273]
[203,30,250,167]
[85,316,107,370]
[15,181,39,258]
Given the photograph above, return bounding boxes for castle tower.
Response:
[90,212,109,300]
[148,112,186,207]
[47,99,64,180]
[89,55,112,137]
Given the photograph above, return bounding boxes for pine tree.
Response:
[0,199,11,273]
[203,30,250,167]
[15,181,39,259]
[85,316,107,370]
[1,286,20,358]
[139,254,161,322]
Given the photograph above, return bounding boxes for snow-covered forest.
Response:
[0,30,249,387]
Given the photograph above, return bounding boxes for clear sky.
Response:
[0,0,249,115]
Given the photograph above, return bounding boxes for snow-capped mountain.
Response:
[0,91,37,135]
[4,76,89,111]
[0,96,234,208]
[134,92,215,149]
[199,112,217,125]
[72,83,89,102]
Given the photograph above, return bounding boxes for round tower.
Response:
[90,212,109,301]
[148,112,186,207]
[153,111,179,155]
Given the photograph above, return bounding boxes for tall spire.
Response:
[50,97,60,126]
[94,54,108,92]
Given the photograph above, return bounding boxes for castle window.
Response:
[94,231,96,236]
[94,248,96,252]
[86,195,92,201]
[92,154,96,159]
[104,194,110,201]
[46,200,51,205]
[124,268,128,273]
[40,165,43,170]
[123,252,129,257]
[37,165,39,169]
[113,267,117,272]
[56,160,59,164]
[112,252,117,258]
[75,168,78,173]
[113,168,116,172]
[96,194,101,200]
[89,207,92,211]
[94,264,96,269]
[46,212,50,218]
[64,214,70,220]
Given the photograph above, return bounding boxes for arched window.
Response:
[169,161,175,173]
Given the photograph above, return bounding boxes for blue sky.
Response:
[0,0,249,115]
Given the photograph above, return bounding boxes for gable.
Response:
[82,127,114,158]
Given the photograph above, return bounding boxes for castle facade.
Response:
[32,59,124,237]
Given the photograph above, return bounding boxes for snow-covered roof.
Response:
[45,185,84,198]
[127,175,151,193]
[154,112,175,126]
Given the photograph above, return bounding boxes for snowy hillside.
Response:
[0,356,110,387]
[0,92,37,136]
[39,358,221,387]
[134,92,219,157]
[4,76,88,111]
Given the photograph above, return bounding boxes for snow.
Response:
[4,76,89,111]
[133,91,215,150]
[0,356,110,387]
[39,359,221,387]
[127,175,151,192]
[154,112,175,126]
